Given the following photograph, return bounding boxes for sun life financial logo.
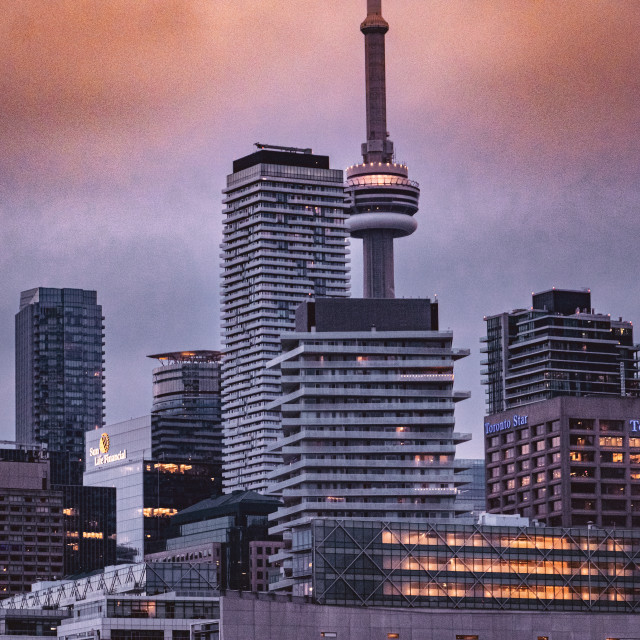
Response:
[90,432,126,466]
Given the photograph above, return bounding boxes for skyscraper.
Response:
[16,287,105,461]
[346,0,420,299]
[220,144,350,493]
[149,350,223,463]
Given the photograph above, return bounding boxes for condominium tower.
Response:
[16,287,105,461]
[220,144,350,492]
[482,288,638,414]
[268,298,472,537]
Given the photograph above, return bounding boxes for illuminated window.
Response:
[387,635,400,639]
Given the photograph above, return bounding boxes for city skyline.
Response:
[1,0,639,457]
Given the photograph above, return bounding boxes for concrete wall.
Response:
[220,591,640,640]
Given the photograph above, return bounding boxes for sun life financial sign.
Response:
[485,414,529,435]
[89,432,127,466]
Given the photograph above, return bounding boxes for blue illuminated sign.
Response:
[630,420,640,432]
[485,414,528,435]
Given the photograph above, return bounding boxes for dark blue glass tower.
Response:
[16,287,105,476]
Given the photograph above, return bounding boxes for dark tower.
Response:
[347,0,420,299]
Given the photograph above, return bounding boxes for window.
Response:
[570,418,594,431]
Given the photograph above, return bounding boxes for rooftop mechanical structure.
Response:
[346,0,420,299]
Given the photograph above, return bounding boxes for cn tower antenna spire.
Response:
[361,0,393,163]
[347,0,421,299]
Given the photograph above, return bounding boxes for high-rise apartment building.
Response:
[220,144,350,493]
[149,351,223,463]
[16,287,105,459]
[482,288,638,414]
[268,299,472,537]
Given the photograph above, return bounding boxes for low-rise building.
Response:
[145,491,283,592]
[272,516,640,613]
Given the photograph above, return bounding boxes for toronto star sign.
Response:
[485,416,640,435]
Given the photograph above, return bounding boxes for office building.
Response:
[481,288,639,414]
[56,483,116,576]
[221,143,350,493]
[16,287,105,461]
[148,351,223,463]
[145,490,284,592]
[0,443,64,594]
[485,396,640,528]
[275,516,640,613]
[84,417,219,562]
[458,458,486,518]
[268,298,471,540]
[0,444,115,580]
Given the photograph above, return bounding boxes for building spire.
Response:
[361,0,393,163]
[347,0,420,299]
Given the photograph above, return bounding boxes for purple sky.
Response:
[1,0,639,457]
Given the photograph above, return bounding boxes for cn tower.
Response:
[347,0,420,299]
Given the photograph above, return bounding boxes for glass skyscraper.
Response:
[15,287,105,461]
[148,351,223,464]
[220,145,350,493]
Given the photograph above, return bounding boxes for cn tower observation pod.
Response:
[347,0,421,299]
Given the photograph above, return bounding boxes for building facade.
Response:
[278,517,640,614]
[268,298,471,544]
[16,288,105,460]
[220,145,350,493]
[0,444,64,594]
[481,289,638,414]
[485,396,640,528]
[145,491,283,592]
[457,459,486,519]
[148,351,223,463]
[84,417,219,562]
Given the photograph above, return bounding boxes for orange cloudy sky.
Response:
[1,1,639,453]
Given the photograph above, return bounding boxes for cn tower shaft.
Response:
[347,0,420,299]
